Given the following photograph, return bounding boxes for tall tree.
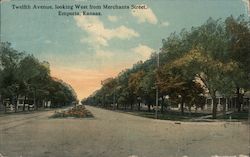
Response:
[128,70,145,110]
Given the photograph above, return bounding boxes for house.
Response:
[205,91,250,112]
[2,96,51,112]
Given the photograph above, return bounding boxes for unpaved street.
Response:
[0,106,249,157]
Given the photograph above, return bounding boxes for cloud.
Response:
[107,15,119,22]
[74,16,139,47]
[242,0,250,15]
[0,0,11,3]
[131,5,158,24]
[132,44,155,60]
[160,21,170,27]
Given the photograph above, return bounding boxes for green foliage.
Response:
[83,15,249,119]
[0,42,77,111]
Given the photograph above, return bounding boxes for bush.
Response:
[51,105,93,118]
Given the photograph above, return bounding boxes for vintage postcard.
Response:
[0,0,250,157]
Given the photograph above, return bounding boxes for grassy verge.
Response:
[128,110,249,121]
[117,110,210,121]
[215,112,249,120]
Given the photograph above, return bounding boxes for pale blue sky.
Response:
[1,0,248,98]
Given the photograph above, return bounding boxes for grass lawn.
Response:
[216,111,249,120]
[120,110,249,121]
[122,110,210,121]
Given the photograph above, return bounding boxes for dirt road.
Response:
[0,106,249,157]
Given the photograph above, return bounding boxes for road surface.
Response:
[0,106,249,157]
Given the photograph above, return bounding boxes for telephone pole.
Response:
[155,52,159,119]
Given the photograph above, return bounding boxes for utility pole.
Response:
[155,52,159,119]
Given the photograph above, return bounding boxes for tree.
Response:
[157,59,205,115]
[225,15,250,112]
[140,71,156,112]
[0,42,77,112]
[159,17,241,118]
[84,16,250,119]
[128,70,145,110]
[101,77,117,108]
[0,42,23,112]
[48,78,77,108]
[17,55,51,110]
[167,48,237,118]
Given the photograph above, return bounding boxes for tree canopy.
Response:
[0,42,77,112]
[83,15,250,119]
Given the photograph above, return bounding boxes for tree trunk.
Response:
[34,88,37,110]
[181,99,184,115]
[147,104,151,112]
[4,104,7,113]
[23,95,27,111]
[212,96,217,119]
[236,87,241,112]
[130,103,133,110]
[0,96,5,113]
[116,103,119,110]
[14,95,18,113]
[137,102,140,111]
[188,105,192,115]
[2,99,7,113]
[222,98,226,116]
[161,96,164,113]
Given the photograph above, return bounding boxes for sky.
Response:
[1,0,249,99]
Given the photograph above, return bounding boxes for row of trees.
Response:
[82,15,250,118]
[0,42,77,113]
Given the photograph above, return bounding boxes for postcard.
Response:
[0,0,250,157]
